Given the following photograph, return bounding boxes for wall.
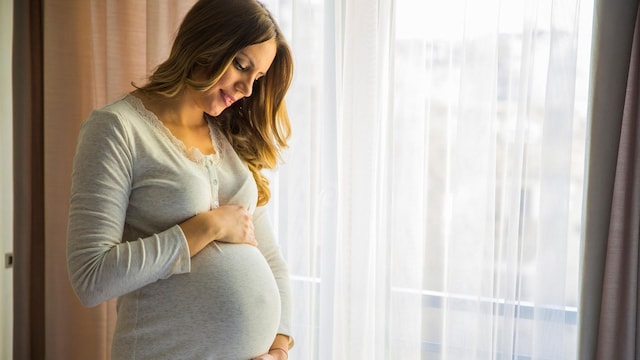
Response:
[1,0,14,358]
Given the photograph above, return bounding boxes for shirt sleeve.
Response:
[66,110,191,308]
[253,205,294,346]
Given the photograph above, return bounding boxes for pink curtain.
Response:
[14,1,195,358]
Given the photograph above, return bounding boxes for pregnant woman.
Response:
[66,1,294,359]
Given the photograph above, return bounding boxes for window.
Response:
[264,0,593,358]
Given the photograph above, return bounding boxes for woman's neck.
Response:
[132,89,204,128]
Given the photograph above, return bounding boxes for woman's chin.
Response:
[206,107,225,117]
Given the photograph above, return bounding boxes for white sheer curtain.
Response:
[264,0,594,359]
[0,0,13,358]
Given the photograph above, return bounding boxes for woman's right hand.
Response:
[179,204,257,256]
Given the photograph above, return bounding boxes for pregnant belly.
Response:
[115,243,281,360]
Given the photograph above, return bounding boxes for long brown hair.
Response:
[138,0,293,206]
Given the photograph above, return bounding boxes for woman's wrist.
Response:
[269,347,288,359]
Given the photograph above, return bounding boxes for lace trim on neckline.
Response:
[124,93,223,166]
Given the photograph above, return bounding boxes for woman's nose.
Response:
[237,77,254,97]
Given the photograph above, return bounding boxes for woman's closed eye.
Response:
[233,58,248,71]
[233,56,265,82]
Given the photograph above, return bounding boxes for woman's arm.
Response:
[252,206,294,346]
[67,111,191,307]
[67,110,264,307]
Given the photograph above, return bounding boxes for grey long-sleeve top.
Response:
[66,94,292,360]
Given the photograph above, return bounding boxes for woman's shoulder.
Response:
[77,96,144,147]
[83,94,146,131]
[90,94,140,120]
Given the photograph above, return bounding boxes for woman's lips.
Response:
[221,90,236,107]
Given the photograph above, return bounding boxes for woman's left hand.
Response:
[254,334,290,359]
[251,355,274,360]
[251,354,275,360]
[252,349,287,360]
[251,353,278,360]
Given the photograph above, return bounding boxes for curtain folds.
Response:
[270,0,593,359]
[0,0,14,358]
[578,1,640,359]
[13,1,196,359]
[581,2,640,359]
[597,6,640,352]
[332,0,396,358]
[12,0,45,358]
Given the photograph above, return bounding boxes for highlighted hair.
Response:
[138,0,293,206]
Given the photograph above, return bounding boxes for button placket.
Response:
[206,157,220,209]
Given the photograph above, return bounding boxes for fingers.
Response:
[215,204,257,246]
[244,218,257,246]
[233,205,256,245]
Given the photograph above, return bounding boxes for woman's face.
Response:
[192,38,278,116]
